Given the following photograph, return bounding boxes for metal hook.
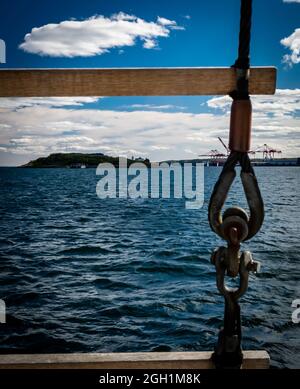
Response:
[208,160,264,242]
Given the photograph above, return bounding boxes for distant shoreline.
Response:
[0,152,299,168]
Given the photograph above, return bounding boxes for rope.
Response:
[230,0,252,101]
[233,0,252,70]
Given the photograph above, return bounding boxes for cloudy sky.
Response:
[0,0,299,165]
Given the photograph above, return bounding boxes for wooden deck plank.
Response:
[0,67,276,97]
[0,351,270,369]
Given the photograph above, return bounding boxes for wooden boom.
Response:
[0,67,276,97]
[0,351,270,369]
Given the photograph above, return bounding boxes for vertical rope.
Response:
[230,0,252,100]
[233,0,252,70]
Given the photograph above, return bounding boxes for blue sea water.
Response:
[0,166,299,368]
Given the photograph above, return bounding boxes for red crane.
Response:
[198,149,226,160]
[218,137,230,156]
[255,144,282,160]
[217,137,256,155]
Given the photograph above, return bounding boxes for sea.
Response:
[0,166,299,368]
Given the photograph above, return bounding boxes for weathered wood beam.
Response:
[0,351,270,369]
[0,67,276,97]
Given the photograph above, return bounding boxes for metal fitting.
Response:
[229,99,252,152]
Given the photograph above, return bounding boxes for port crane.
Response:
[200,139,282,164]
[198,149,226,160]
[255,144,282,160]
[218,137,230,156]
[198,136,259,163]
[217,137,256,155]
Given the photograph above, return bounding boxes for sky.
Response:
[0,0,299,166]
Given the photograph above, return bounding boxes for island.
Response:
[21,153,151,168]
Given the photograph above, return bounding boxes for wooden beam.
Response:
[0,67,276,97]
[0,351,270,369]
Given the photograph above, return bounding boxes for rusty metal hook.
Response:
[208,155,264,242]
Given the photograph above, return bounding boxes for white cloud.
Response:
[142,39,157,49]
[283,1,300,3]
[127,104,186,110]
[0,89,299,165]
[280,28,300,66]
[157,17,177,26]
[207,89,300,116]
[0,97,100,110]
[19,13,184,57]
[150,145,172,150]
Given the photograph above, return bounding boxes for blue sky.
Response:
[0,0,299,165]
